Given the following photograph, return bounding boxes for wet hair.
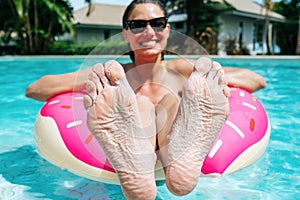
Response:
[122,0,167,62]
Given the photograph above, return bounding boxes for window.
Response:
[174,22,184,29]
[239,22,243,47]
[104,30,110,40]
[252,23,263,51]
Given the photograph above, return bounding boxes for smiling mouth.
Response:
[140,41,159,48]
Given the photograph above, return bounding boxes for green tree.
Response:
[273,0,300,55]
[35,0,74,53]
[297,9,300,54]
[161,0,232,54]
[0,0,33,51]
[0,0,74,54]
[164,0,185,14]
[0,1,21,45]
[185,0,233,54]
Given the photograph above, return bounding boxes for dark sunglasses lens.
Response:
[129,21,146,34]
[128,18,167,34]
[151,18,167,32]
[151,18,167,28]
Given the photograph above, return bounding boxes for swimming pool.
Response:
[0,56,299,199]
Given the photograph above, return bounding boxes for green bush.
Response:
[48,40,130,55]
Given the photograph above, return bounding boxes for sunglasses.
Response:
[126,17,168,34]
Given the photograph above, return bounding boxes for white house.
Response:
[214,0,285,55]
[72,4,125,42]
[168,0,286,55]
[72,1,285,55]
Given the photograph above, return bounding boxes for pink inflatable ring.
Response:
[34,88,271,184]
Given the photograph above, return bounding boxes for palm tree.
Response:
[11,0,33,53]
[38,0,74,53]
[263,0,274,55]
[85,0,92,16]
[5,0,74,54]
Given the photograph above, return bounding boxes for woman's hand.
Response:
[26,67,93,101]
[223,67,266,92]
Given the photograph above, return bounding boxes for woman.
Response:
[26,1,266,199]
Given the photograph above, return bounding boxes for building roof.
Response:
[73,4,126,27]
[215,0,285,22]
[73,1,285,27]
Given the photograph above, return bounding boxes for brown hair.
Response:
[122,0,167,29]
[122,0,167,61]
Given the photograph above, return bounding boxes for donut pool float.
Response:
[33,88,271,184]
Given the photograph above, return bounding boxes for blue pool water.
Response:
[0,56,299,199]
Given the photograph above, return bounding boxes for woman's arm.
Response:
[26,67,93,101]
[172,58,266,93]
[223,67,266,92]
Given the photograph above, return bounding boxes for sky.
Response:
[69,0,276,11]
[70,0,132,10]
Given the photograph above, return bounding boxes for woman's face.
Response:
[123,3,170,60]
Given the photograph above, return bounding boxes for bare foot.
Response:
[161,57,229,196]
[84,60,157,200]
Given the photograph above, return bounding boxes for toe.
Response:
[104,60,125,85]
[194,57,212,75]
[93,63,109,87]
[223,85,230,98]
[213,61,226,84]
[84,80,96,110]
[206,61,222,82]
[88,72,103,94]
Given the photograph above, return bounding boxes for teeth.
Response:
[141,41,156,47]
